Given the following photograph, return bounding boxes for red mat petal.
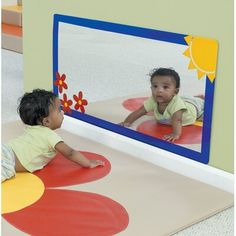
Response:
[3,189,129,236]
[137,120,202,144]
[122,97,154,116]
[34,152,111,188]
[122,97,148,111]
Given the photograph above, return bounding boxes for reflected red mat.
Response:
[122,97,153,116]
[137,120,202,144]
[122,97,148,111]
[34,152,111,187]
[3,189,129,236]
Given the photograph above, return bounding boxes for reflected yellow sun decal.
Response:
[183,36,218,82]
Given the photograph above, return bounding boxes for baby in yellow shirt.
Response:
[120,68,204,142]
[2,89,104,182]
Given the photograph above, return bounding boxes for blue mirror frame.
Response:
[53,14,216,164]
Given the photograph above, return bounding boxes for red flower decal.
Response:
[54,72,68,93]
[60,93,73,114]
[73,91,88,113]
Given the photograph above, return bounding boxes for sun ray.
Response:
[197,70,206,79]
[184,35,192,45]
[188,60,196,69]
[207,73,216,83]
[183,47,190,57]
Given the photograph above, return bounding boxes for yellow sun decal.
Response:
[183,35,218,82]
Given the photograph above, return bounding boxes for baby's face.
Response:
[151,75,178,104]
[46,98,64,130]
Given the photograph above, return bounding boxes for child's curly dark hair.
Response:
[18,89,58,125]
[149,67,180,89]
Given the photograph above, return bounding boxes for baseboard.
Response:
[62,116,234,193]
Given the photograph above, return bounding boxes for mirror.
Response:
[53,14,218,164]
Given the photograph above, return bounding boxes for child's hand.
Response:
[89,159,105,168]
[162,133,180,142]
[118,122,131,127]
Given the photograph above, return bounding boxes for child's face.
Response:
[45,98,64,130]
[151,75,178,104]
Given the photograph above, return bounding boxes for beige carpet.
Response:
[1,121,233,236]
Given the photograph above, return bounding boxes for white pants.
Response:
[182,96,204,120]
[1,144,16,182]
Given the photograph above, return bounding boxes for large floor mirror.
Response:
[53,14,218,164]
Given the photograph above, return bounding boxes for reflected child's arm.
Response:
[163,110,184,142]
[55,142,104,168]
[120,105,147,127]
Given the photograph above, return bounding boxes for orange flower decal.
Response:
[60,93,73,114]
[73,91,88,113]
[54,72,68,93]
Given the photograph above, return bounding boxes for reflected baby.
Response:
[120,68,204,142]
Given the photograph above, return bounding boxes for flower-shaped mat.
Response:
[2,152,129,236]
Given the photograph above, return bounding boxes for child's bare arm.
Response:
[55,142,104,168]
[163,110,184,142]
[119,105,147,127]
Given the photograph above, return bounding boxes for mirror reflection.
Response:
[53,15,217,163]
